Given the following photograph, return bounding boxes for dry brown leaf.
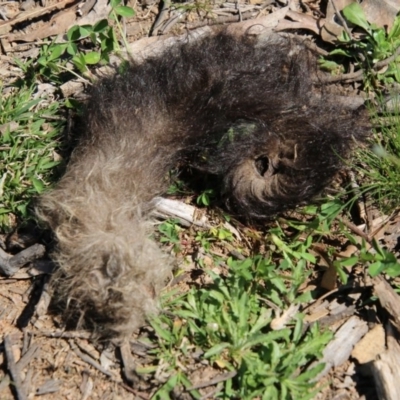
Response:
[270,304,300,330]
[338,244,358,259]
[321,264,337,291]
[321,0,400,43]
[362,0,400,31]
[7,9,76,42]
[275,10,319,34]
[304,307,330,323]
[321,0,353,43]
[0,0,76,36]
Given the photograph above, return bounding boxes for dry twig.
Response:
[69,340,115,378]
[0,244,46,277]
[4,335,27,400]
[187,371,237,391]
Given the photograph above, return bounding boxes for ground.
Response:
[1,0,400,399]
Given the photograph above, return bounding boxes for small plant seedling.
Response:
[158,219,182,252]
[196,188,216,207]
[319,3,400,88]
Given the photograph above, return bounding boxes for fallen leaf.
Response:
[7,9,76,42]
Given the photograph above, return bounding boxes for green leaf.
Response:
[65,98,81,109]
[79,25,93,38]
[67,42,78,56]
[153,375,179,399]
[48,44,66,61]
[101,37,116,53]
[110,0,122,7]
[93,19,109,33]
[336,265,348,284]
[329,48,351,57]
[38,160,59,170]
[296,289,313,304]
[173,310,199,319]
[151,319,172,342]
[388,16,400,40]
[338,256,359,268]
[15,99,41,117]
[338,29,352,43]
[67,25,81,41]
[342,3,371,33]
[372,238,385,259]
[320,200,343,221]
[368,261,385,277]
[204,342,230,358]
[300,252,316,263]
[83,51,101,65]
[114,5,135,17]
[72,54,87,73]
[385,263,400,277]
[31,177,45,193]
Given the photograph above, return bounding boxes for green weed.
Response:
[354,99,400,213]
[15,0,135,84]
[0,85,63,229]
[1,0,136,230]
[158,219,182,252]
[147,242,331,399]
[319,3,400,89]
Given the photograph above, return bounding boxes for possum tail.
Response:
[36,30,369,337]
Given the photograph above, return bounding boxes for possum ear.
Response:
[254,155,271,177]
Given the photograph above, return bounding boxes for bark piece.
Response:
[373,275,400,332]
[371,324,400,400]
[0,244,46,277]
[352,324,385,364]
[4,335,27,400]
[313,316,368,381]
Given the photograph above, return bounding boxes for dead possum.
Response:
[36,29,369,338]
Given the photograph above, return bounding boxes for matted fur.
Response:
[37,30,369,337]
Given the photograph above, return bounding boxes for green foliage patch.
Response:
[0,85,63,228]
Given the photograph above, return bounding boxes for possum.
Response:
[36,29,369,338]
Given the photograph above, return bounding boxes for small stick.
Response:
[0,244,46,277]
[337,217,371,243]
[9,244,46,271]
[69,340,115,378]
[375,45,400,69]
[187,370,237,391]
[16,344,39,371]
[319,70,364,84]
[4,335,27,400]
[150,0,171,36]
[330,0,352,39]
[31,330,92,339]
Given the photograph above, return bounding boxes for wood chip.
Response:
[4,335,27,400]
[312,316,369,381]
[152,197,209,227]
[371,324,400,400]
[36,379,60,395]
[352,324,385,364]
[119,342,138,384]
[373,275,400,332]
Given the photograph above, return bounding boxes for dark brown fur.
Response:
[37,30,369,337]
